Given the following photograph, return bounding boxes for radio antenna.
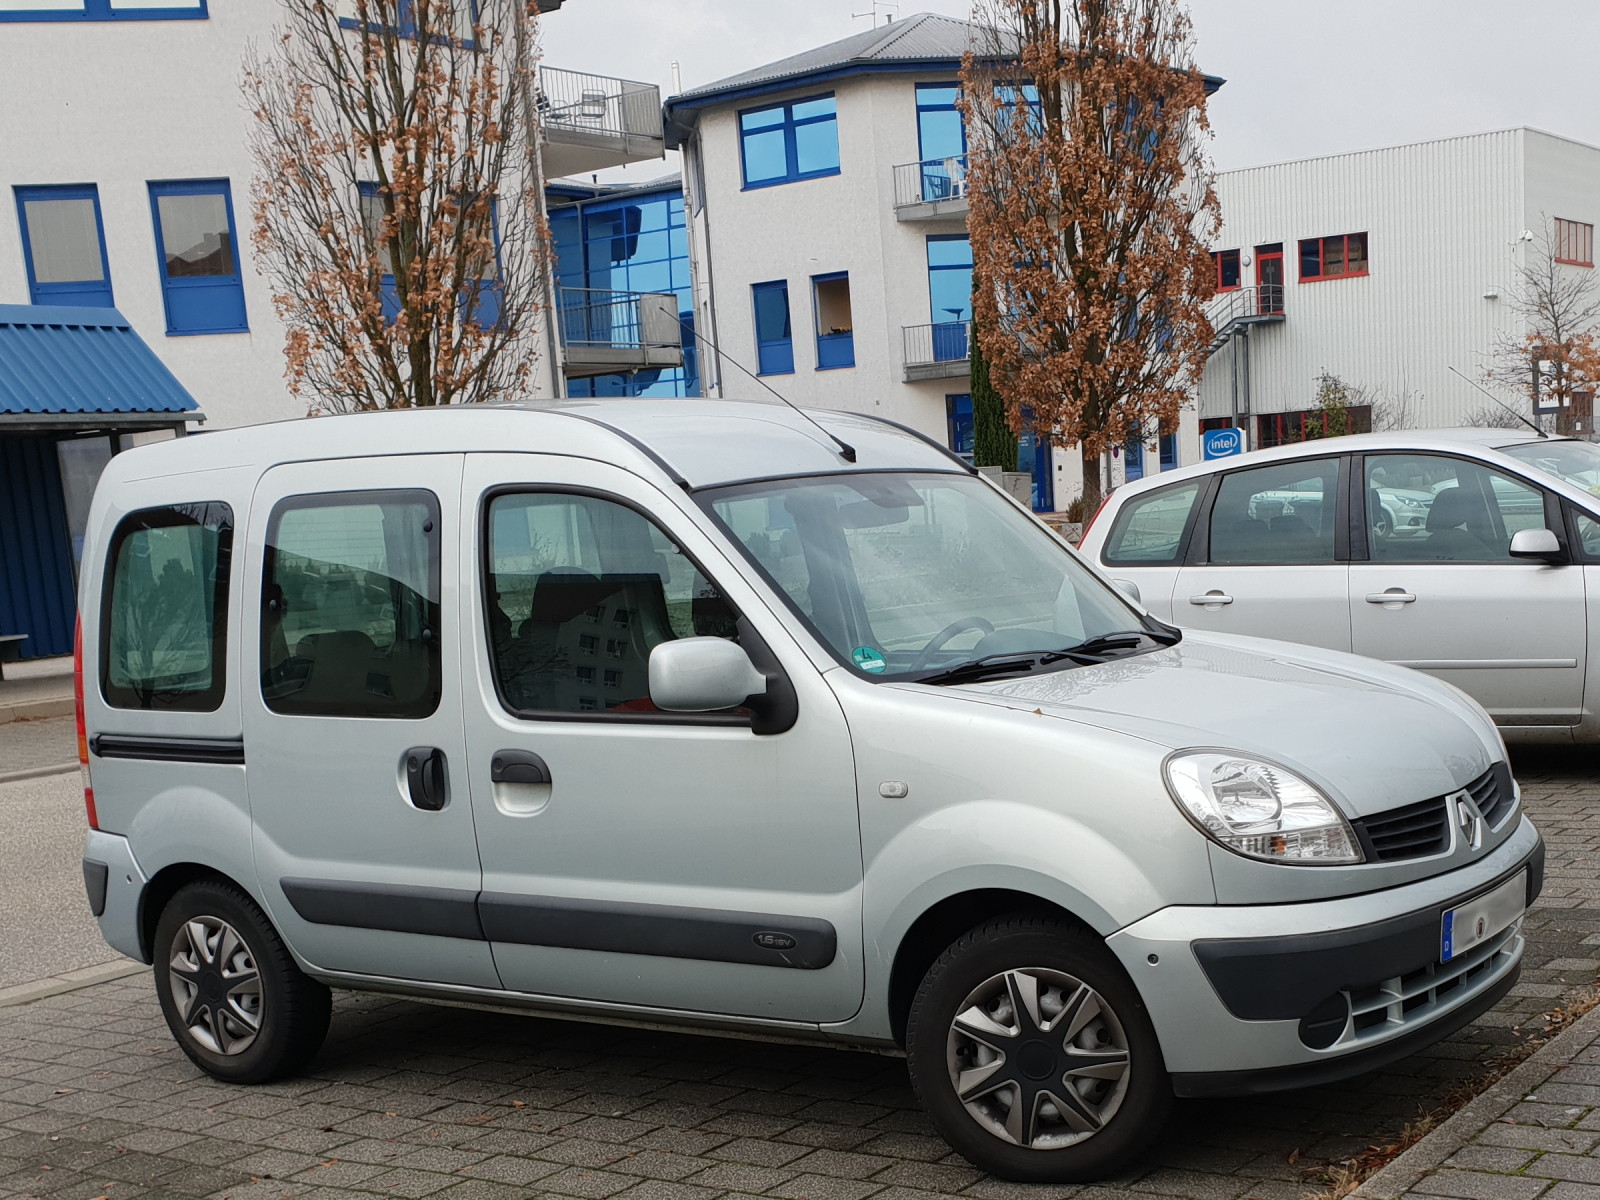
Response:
[1447,366,1548,439]
[671,311,857,462]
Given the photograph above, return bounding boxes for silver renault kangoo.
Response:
[77,400,1541,1182]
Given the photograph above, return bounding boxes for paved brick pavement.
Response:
[0,745,1595,1200]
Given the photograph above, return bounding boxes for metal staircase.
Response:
[1207,284,1284,355]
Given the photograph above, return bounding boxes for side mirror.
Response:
[1509,528,1564,563]
[649,638,768,712]
[1112,578,1142,604]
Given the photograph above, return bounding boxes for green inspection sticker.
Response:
[852,646,888,674]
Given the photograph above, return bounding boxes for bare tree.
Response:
[245,0,549,413]
[961,0,1220,511]
[1485,218,1600,434]
[1369,385,1420,432]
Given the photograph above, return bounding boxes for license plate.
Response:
[1442,871,1526,962]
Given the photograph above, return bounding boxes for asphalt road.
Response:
[0,732,124,989]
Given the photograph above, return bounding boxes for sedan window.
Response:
[1102,481,1200,565]
[1365,455,1544,562]
[1208,459,1338,565]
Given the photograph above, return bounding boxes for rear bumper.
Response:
[1108,816,1542,1091]
[82,829,149,964]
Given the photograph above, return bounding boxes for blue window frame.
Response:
[752,281,793,375]
[927,234,972,361]
[812,272,853,370]
[0,0,205,21]
[1159,432,1178,471]
[338,0,478,42]
[14,185,113,308]
[739,94,840,189]
[1124,438,1144,482]
[148,180,247,335]
[358,181,502,331]
[914,83,967,203]
[946,394,974,459]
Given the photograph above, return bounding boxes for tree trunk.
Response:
[1080,442,1103,516]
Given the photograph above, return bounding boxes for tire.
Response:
[905,914,1170,1183]
[153,879,331,1084]
[1372,510,1392,540]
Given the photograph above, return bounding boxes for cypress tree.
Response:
[971,326,1017,469]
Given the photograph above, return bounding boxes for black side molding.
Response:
[280,878,485,941]
[90,735,245,765]
[277,876,836,970]
[478,893,836,970]
[82,860,108,917]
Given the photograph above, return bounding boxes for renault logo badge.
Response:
[1454,791,1484,852]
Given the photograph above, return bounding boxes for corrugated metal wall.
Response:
[1199,129,1546,430]
[0,437,77,660]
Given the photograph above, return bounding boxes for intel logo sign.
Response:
[1202,428,1244,460]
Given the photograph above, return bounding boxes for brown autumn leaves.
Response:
[244,0,548,414]
[962,0,1220,508]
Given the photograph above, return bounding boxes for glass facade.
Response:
[551,184,697,398]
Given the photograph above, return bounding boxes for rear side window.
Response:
[1209,459,1339,565]
[485,491,740,716]
[1101,482,1199,565]
[101,503,233,711]
[262,490,440,718]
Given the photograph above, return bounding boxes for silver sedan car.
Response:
[1079,429,1600,743]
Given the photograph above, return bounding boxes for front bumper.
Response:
[1108,815,1542,1096]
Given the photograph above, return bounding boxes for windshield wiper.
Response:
[1062,630,1156,657]
[912,652,1069,687]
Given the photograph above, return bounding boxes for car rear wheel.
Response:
[906,914,1170,1182]
[153,879,330,1083]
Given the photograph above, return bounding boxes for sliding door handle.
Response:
[404,747,448,811]
[1365,590,1416,605]
[1189,591,1233,606]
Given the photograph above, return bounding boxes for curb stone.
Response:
[0,959,146,1008]
[1354,1000,1600,1198]
[0,697,74,725]
[0,761,77,785]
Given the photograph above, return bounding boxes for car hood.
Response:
[923,631,1499,819]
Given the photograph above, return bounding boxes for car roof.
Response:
[101,397,967,492]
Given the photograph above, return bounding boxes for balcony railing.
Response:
[558,287,683,378]
[538,66,664,177]
[892,156,969,219]
[1207,284,1284,354]
[902,320,972,382]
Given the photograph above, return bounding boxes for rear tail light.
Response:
[74,616,97,830]
[1081,491,1114,539]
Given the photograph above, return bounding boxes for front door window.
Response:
[1364,455,1545,562]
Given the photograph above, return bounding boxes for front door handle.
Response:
[1365,589,1417,605]
[491,749,551,785]
[1189,590,1234,606]
[404,747,448,811]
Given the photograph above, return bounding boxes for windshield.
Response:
[1500,439,1600,499]
[704,471,1148,679]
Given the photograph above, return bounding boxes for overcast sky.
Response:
[541,0,1600,184]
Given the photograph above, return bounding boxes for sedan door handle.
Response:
[1189,591,1233,605]
[1365,590,1417,604]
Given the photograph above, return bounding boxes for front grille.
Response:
[1469,763,1516,829]
[1357,797,1450,861]
[1352,765,1516,862]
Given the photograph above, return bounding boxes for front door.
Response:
[458,455,864,1025]
[1174,455,1351,651]
[245,456,496,988]
[1255,243,1284,312]
[1350,452,1586,726]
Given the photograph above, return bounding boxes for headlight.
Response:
[1163,751,1363,865]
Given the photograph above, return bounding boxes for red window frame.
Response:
[1211,248,1241,292]
[1555,218,1594,268]
[1298,232,1368,282]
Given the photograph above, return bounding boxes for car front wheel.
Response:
[905,914,1170,1182]
[153,879,331,1083]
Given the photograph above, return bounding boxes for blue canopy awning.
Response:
[0,304,201,428]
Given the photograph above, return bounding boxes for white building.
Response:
[0,0,667,433]
[1194,127,1600,459]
